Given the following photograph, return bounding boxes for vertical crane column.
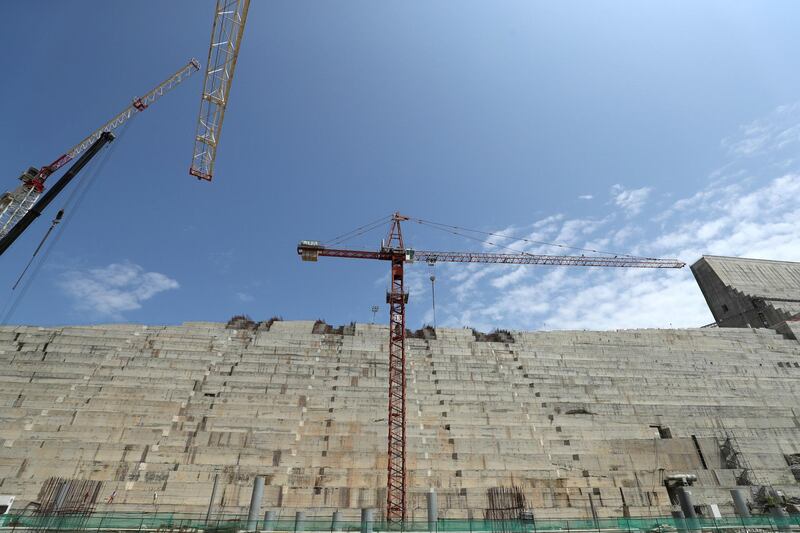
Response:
[297,212,685,526]
[386,254,407,524]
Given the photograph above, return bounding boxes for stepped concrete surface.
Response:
[693,255,800,328]
[1,320,799,520]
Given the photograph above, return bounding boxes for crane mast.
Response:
[0,59,200,240]
[189,0,251,181]
[298,213,685,523]
[384,215,409,523]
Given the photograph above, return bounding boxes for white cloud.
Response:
[58,262,179,320]
[722,101,800,157]
[490,266,528,289]
[236,292,254,302]
[416,103,800,332]
[611,184,652,215]
[555,217,605,243]
[578,194,594,200]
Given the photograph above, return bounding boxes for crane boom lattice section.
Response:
[0,59,200,240]
[384,215,408,524]
[0,183,40,238]
[386,256,407,523]
[414,251,685,268]
[190,0,250,181]
[64,60,200,165]
[297,244,685,269]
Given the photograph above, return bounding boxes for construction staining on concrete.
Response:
[0,318,799,519]
[692,255,800,330]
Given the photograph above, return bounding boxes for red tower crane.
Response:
[298,212,685,523]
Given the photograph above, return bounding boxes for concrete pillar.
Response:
[205,473,219,524]
[676,488,697,519]
[247,476,265,531]
[361,508,374,533]
[671,509,686,533]
[294,511,306,532]
[264,510,276,531]
[676,487,699,533]
[332,511,342,532]
[770,506,791,532]
[730,489,750,517]
[427,489,438,532]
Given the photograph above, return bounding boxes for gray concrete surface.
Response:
[0,320,799,520]
[692,255,800,328]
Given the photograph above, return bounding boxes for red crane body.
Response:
[298,213,685,523]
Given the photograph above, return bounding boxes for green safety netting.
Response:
[1,513,798,532]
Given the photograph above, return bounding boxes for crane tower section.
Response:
[298,214,685,522]
[0,59,200,240]
[189,0,251,181]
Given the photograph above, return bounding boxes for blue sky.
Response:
[2,1,800,330]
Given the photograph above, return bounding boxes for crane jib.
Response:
[297,243,685,269]
[297,212,684,523]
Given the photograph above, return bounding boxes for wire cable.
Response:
[324,215,390,245]
[410,216,655,259]
[324,215,391,246]
[413,219,552,257]
[12,210,64,290]
[1,122,131,325]
[330,220,391,246]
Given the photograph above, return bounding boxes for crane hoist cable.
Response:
[12,209,64,291]
[0,133,115,257]
[410,216,654,259]
[324,215,392,245]
[2,124,126,325]
[0,59,200,247]
[413,217,659,262]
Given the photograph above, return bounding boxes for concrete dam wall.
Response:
[1,321,799,520]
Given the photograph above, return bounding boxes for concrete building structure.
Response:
[692,255,800,332]
[0,256,799,520]
[1,318,799,520]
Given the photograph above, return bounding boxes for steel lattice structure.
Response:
[298,247,685,269]
[384,215,409,523]
[298,213,685,522]
[189,0,251,181]
[0,59,200,239]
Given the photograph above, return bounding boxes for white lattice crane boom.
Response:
[189,0,251,181]
[0,59,201,239]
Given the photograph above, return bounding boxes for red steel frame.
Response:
[384,216,408,523]
[298,213,412,522]
[297,213,685,523]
